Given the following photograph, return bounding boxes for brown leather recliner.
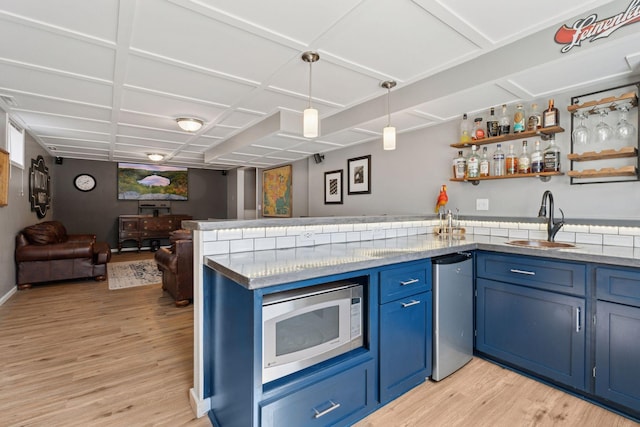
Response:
[154,229,193,307]
[15,221,112,289]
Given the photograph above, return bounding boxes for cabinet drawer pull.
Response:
[313,400,341,419]
[401,300,420,308]
[509,268,536,276]
[575,307,581,332]
[400,278,419,286]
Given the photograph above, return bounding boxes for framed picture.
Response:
[347,155,371,195]
[0,149,8,206]
[29,155,51,218]
[324,170,343,204]
[262,164,292,217]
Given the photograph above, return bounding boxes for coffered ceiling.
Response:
[0,0,638,170]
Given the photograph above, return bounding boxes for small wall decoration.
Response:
[29,155,51,218]
[347,155,371,195]
[0,149,8,207]
[324,170,343,204]
[262,164,292,217]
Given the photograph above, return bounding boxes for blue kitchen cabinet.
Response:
[475,252,587,391]
[595,267,640,416]
[378,261,432,404]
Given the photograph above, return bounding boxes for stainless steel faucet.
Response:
[538,190,565,242]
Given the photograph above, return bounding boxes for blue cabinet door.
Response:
[379,291,432,403]
[476,278,586,390]
[596,300,640,413]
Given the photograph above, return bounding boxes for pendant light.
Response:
[302,51,320,138]
[381,80,396,150]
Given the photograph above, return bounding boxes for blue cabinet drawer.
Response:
[596,266,640,307]
[260,359,375,427]
[380,261,431,303]
[476,252,586,296]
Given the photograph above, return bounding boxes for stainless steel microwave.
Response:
[262,281,364,384]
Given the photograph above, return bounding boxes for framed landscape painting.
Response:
[262,164,292,217]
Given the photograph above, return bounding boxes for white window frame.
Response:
[7,117,25,169]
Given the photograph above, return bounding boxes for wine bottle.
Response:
[527,103,541,131]
[499,104,510,135]
[453,150,466,179]
[486,107,499,137]
[543,135,561,172]
[513,104,526,133]
[531,140,543,173]
[492,143,505,176]
[460,113,472,143]
[479,147,490,177]
[518,140,531,174]
[542,99,559,128]
[506,144,518,175]
[466,145,480,178]
[472,118,485,140]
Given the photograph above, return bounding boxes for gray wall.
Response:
[309,78,640,221]
[52,158,228,248]
[0,130,54,299]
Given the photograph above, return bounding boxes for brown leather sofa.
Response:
[15,221,111,289]
[154,229,193,307]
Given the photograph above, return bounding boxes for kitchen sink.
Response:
[506,240,576,249]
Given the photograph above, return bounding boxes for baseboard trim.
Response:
[0,286,17,306]
[189,388,211,418]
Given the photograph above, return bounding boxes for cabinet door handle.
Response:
[313,400,341,419]
[401,300,420,308]
[509,268,536,276]
[400,278,419,286]
[575,307,581,332]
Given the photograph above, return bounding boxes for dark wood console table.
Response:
[118,214,192,253]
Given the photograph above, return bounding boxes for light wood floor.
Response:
[1,252,637,426]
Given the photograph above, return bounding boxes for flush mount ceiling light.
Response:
[147,153,164,162]
[381,80,397,151]
[176,117,203,132]
[302,51,320,138]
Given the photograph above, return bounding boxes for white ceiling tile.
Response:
[315,129,374,146]
[0,0,119,42]
[121,88,227,120]
[131,0,299,83]
[250,135,302,150]
[205,125,239,138]
[115,136,182,150]
[117,124,191,143]
[218,110,266,128]
[319,0,478,81]
[235,145,280,156]
[40,137,110,150]
[6,93,112,121]
[357,112,434,133]
[125,55,257,106]
[13,111,111,133]
[265,151,308,161]
[33,127,110,142]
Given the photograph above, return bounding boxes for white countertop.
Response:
[205,234,640,290]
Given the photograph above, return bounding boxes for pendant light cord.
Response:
[308,61,313,109]
[386,87,391,127]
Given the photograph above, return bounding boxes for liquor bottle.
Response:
[506,144,518,175]
[542,99,560,128]
[453,150,466,179]
[492,143,506,176]
[466,145,480,179]
[527,103,542,131]
[513,104,526,133]
[486,107,499,137]
[460,113,472,143]
[479,146,490,177]
[543,135,561,172]
[531,140,544,173]
[518,140,531,174]
[472,117,485,140]
[499,104,510,135]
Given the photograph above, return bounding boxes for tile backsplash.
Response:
[201,219,640,256]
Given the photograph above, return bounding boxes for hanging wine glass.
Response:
[594,109,614,145]
[615,105,636,145]
[572,112,590,146]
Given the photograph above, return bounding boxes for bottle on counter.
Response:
[506,144,518,175]
[527,103,542,131]
[486,107,500,137]
[513,104,526,133]
[518,140,531,174]
[499,104,510,135]
[453,150,466,179]
[492,143,506,176]
[531,140,544,173]
[460,113,472,143]
[472,117,485,140]
[479,146,490,177]
[466,145,480,178]
[542,99,560,128]
[543,135,561,172]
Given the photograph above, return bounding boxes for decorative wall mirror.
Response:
[29,155,51,218]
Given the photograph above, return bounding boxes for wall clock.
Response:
[74,174,96,192]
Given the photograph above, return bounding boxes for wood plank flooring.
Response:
[1,251,637,426]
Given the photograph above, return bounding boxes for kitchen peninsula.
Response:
[183,215,640,426]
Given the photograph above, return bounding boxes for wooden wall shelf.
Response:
[568,91,638,114]
[450,171,562,184]
[567,166,637,179]
[450,126,564,148]
[567,146,637,162]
